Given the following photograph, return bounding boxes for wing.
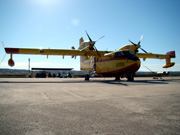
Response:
[4,47,101,57]
[136,51,176,68]
[4,47,106,67]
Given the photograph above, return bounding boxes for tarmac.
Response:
[0,77,180,135]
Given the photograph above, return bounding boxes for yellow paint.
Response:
[80,55,140,74]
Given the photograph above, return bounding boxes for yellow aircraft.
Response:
[3,32,175,81]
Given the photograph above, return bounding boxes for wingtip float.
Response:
[163,51,175,68]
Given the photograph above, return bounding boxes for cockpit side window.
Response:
[123,51,139,61]
[114,51,139,61]
[129,51,136,56]
[114,52,124,58]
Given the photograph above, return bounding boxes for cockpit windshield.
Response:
[114,51,139,61]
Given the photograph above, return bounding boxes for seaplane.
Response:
[3,31,175,81]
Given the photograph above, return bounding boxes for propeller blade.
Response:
[96,36,105,42]
[129,35,146,54]
[85,31,92,42]
[80,45,89,51]
[94,46,101,57]
[138,35,143,45]
[128,40,136,46]
[140,47,148,53]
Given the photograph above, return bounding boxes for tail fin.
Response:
[78,37,84,51]
[79,37,84,46]
[79,37,84,69]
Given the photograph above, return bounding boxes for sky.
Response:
[0,0,180,72]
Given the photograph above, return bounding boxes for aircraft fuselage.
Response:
[80,50,140,79]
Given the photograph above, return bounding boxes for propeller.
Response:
[85,31,95,46]
[94,45,101,57]
[140,47,147,53]
[85,31,92,42]
[129,35,148,53]
[85,31,104,57]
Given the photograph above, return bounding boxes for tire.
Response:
[115,76,120,81]
[127,73,134,81]
[85,74,90,81]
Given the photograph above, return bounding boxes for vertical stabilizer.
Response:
[79,37,84,46]
[79,37,84,70]
[79,37,93,71]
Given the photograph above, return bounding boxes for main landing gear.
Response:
[84,74,134,81]
[127,73,134,81]
[115,76,120,81]
[85,74,90,81]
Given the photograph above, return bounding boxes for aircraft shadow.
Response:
[96,79,169,86]
[0,78,173,86]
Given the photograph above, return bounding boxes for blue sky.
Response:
[0,0,179,71]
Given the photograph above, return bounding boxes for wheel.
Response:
[127,73,134,81]
[85,74,90,81]
[115,76,120,81]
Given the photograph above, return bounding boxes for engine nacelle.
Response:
[8,59,15,67]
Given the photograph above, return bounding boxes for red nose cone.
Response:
[8,59,15,67]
